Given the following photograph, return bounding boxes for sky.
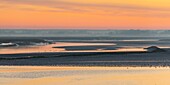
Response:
[0,0,170,30]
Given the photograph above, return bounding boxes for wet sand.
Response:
[0,42,145,54]
[0,42,169,66]
[0,66,170,85]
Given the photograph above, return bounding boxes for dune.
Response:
[144,46,166,52]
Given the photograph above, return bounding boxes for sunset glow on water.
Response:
[0,42,146,54]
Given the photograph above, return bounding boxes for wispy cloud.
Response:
[0,0,91,12]
[1,0,170,17]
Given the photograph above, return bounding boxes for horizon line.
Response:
[0,28,170,31]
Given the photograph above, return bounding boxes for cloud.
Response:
[0,0,90,12]
[1,0,170,17]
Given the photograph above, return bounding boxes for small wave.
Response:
[0,42,18,47]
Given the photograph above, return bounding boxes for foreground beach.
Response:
[0,66,170,85]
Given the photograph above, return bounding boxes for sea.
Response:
[0,29,170,66]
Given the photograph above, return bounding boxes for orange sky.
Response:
[0,0,170,30]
